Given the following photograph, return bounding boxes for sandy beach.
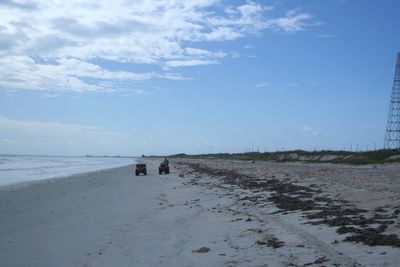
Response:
[1,159,399,266]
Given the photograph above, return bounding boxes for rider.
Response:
[163,158,169,166]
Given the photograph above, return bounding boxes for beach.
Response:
[0,159,399,266]
[0,159,244,267]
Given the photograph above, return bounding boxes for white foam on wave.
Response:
[0,155,137,186]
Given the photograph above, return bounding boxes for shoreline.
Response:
[0,164,135,196]
[0,155,138,189]
[0,159,399,266]
[0,164,135,190]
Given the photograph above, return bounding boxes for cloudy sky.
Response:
[0,0,399,156]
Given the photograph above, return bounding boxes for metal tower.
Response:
[384,53,400,149]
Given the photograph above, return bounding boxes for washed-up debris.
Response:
[304,256,329,266]
[183,162,400,248]
[256,236,285,248]
[192,247,210,253]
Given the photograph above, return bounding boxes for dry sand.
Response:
[0,158,399,266]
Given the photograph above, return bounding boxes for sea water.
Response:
[0,155,137,186]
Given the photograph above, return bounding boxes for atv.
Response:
[158,162,169,174]
[135,164,147,176]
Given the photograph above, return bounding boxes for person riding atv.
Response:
[159,158,169,174]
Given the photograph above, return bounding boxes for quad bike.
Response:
[158,162,169,174]
[135,164,147,176]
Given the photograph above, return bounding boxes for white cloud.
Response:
[0,115,131,154]
[231,52,241,58]
[0,115,123,137]
[0,56,154,92]
[165,59,218,68]
[0,138,20,144]
[317,33,338,39]
[185,47,214,57]
[266,9,311,33]
[160,72,192,80]
[301,126,320,136]
[0,0,313,92]
[41,93,59,98]
[122,89,149,96]
[0,115,229,155]
[284,82,301,87]
[205,26,244,41]
[255,82,269,88]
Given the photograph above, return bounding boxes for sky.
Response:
[0,0,399,156]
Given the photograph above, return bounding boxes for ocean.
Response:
[0,155,137,186]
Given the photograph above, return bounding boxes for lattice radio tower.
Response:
[384,52,400,149]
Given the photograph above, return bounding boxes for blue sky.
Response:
[0,0,399,156]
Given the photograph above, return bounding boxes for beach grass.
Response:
[167,149,400,165]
